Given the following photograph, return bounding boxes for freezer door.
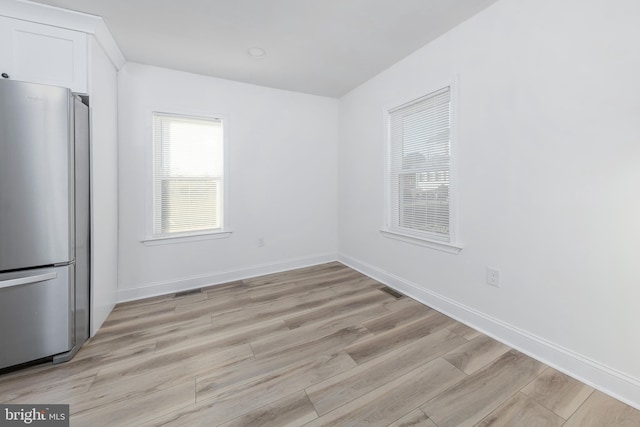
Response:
[0,80,74,271]
[0,265,73,370]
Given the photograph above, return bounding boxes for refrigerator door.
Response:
[0,265,73,369]
[53,96,91,364]
[73,95,90,348]
[0,80,74,271]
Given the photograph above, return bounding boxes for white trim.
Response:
[448,75,460,244]
[337,252,640,411]
[380,229,462,254]
[142,230,232,246]
[2,0,99,33]
[117,253,338,303]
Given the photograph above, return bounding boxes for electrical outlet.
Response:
[486,267,500,287]
[258,237,265,247]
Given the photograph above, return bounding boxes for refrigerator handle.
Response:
[0,272,57,290]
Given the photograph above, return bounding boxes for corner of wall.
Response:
[117,253,338,303]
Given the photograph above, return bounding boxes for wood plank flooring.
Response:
[1,262,639,426]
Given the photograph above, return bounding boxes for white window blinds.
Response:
[388,87,452,242]
[152,112,224,237]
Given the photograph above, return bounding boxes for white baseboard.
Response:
[338,252,640,411]
[117,252,337,303]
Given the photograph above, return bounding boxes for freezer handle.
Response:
[0,272,58,290]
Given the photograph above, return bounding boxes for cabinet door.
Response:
[0,17,12,76]
[0,16,88,93]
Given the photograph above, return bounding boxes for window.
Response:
[152,112,225,238]
[386,86,458,248]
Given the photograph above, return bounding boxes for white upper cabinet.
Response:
[0,16,88,93]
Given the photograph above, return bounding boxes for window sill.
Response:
[142,230,232,246]
[380,229,462,254]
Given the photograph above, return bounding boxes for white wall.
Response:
[118,63,338,301]
[88,36,119,334]
[338,0,640,408]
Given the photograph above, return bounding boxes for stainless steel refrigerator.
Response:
[0,79,90,370]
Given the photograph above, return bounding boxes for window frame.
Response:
[381,78,461,254]
[143,108,231,245]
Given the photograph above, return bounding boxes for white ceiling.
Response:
[29,0,499,97]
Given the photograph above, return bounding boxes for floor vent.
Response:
[379,286,404,299]
[174,288,202,298]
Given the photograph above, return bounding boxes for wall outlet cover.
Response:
[487,267,500,287]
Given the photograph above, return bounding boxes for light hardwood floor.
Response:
[1,262,639,426]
